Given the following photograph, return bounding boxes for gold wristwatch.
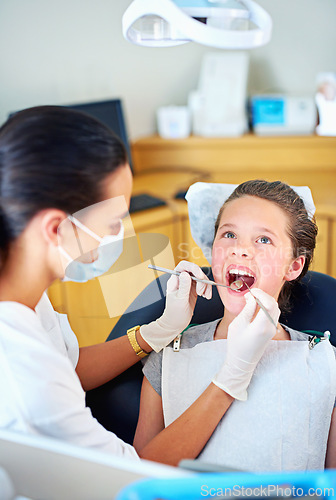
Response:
[127,325,149,359]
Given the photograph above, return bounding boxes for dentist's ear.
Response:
[40,209,68,246]
[284,255,306,282]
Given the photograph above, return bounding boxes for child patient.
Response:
[134,180,336,471]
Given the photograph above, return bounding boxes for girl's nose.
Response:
[230,243,252,259]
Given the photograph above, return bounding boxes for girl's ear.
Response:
[284,255,306,282]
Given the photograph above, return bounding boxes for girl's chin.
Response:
[223,297,246,317]
[226,306,245,317]
[218,289,250,316]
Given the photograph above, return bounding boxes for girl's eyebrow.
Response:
[218,223,237,231]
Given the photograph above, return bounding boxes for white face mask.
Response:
[59,215,124,283]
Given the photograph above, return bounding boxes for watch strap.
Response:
[127,325,149,359]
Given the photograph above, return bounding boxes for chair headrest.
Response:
[185,182,316,264]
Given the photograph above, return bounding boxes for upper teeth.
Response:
[229,268,254,278]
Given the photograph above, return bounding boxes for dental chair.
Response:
[0,428,188,500]
[116,469,336,500]
[86,268,336,445]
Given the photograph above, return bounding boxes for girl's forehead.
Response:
[219,195,290,228]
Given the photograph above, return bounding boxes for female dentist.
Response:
[0,106,277,465]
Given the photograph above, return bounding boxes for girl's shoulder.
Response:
[180,319,221,349]
[142,319,222,396]
[285,326,311,342]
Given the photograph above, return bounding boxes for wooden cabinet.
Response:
[312,205,336,276]
[132,134,336,205]
[131,134,336,274]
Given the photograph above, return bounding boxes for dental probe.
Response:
[240,279,278,329]
[148,264,243,291]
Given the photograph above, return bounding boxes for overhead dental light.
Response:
[122,0,272,49]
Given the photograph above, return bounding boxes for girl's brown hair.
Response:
[214,180,318,309]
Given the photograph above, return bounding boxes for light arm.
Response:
[76,332,151,392]
[134,376,233,466]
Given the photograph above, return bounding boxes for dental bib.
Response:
[162,337,336,471]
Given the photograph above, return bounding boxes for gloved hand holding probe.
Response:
[212,289,280,401]
[140,261,212,352]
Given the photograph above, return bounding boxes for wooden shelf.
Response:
[132,134,336,205]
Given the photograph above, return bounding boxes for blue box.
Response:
[251,96,285,125]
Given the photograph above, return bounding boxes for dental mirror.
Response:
[148,265,277,329]
[148,265,243,291]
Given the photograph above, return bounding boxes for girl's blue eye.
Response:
[223,231,236,239]
[257,236,271,244]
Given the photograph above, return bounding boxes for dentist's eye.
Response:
[109,220,122,235]
[223,231,236,239]
[257,236,271,244]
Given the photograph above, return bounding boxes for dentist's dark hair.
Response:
[214,179,318,310]
[0,105,128,268]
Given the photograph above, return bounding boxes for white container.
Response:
[188,52,249,137]
[157,106,191,139]
[315,72,336,137]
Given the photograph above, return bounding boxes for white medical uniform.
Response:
[0,293,139,460]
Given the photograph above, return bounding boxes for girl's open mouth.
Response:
[227,267,256,292]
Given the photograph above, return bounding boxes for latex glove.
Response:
[140,261,212,352]
[212,289,280,401]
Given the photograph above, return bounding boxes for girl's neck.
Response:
[214,310,290,341]
[214,311,233,340]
